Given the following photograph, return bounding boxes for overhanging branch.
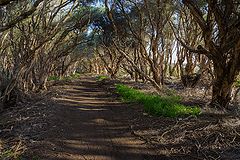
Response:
[182,0,207,31]
[0,0,43,32]
[169,20,211,57]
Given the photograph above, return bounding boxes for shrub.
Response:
[115,84,201,118]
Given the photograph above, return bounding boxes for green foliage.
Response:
[115,84,201,118]
[0,149,30,160]
[65,73,81,80]
[47,73,81,81]
[48,75,60,81]
[96,75,109,81]
[0,149,15,159]
[236,80,240,87]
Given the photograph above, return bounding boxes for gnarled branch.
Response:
[0,0,43,32]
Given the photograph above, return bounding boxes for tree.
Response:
[179,0,240,108]
[170,5,211,87]
[104,0,176,91]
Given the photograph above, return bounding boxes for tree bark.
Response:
[211,79,233,108]
[210,62,238,108]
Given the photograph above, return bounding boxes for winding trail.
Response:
[30,76,164,160]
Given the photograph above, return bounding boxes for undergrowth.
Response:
[48,73,81,81]
[63,73,81,80]
[96,75,109,81]
[48,75,60,81]
[0,148,29,160]
[236,80,240,87]
[115,84,201,118]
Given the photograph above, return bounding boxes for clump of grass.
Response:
[71,73,81,78]
[115,84,201,118]
[47,75,60,81]
[63,73,81,80]
[96,75,109,81]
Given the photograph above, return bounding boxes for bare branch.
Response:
[169,20,210,57]
[183,0,207,31]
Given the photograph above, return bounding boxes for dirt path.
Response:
[3,76,239,159]
[26,76,165,160]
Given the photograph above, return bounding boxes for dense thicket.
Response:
[0,0,239,109]
[0,0,96,107]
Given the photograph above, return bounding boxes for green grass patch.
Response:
[48,73,81,81]
[63,73,81,80]
[47,75,60,81]
[71,73,81,78]
[96,75,109,81]
[115,84,201,118]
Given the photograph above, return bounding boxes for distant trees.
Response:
[92,0,240,108]
[93,14,125,79]
[102,0,177,91]
[95,0,207,89]
[170,5,211,87]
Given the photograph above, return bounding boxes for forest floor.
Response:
[1,75,240,160]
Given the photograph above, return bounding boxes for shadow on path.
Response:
[27,76,172,160]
